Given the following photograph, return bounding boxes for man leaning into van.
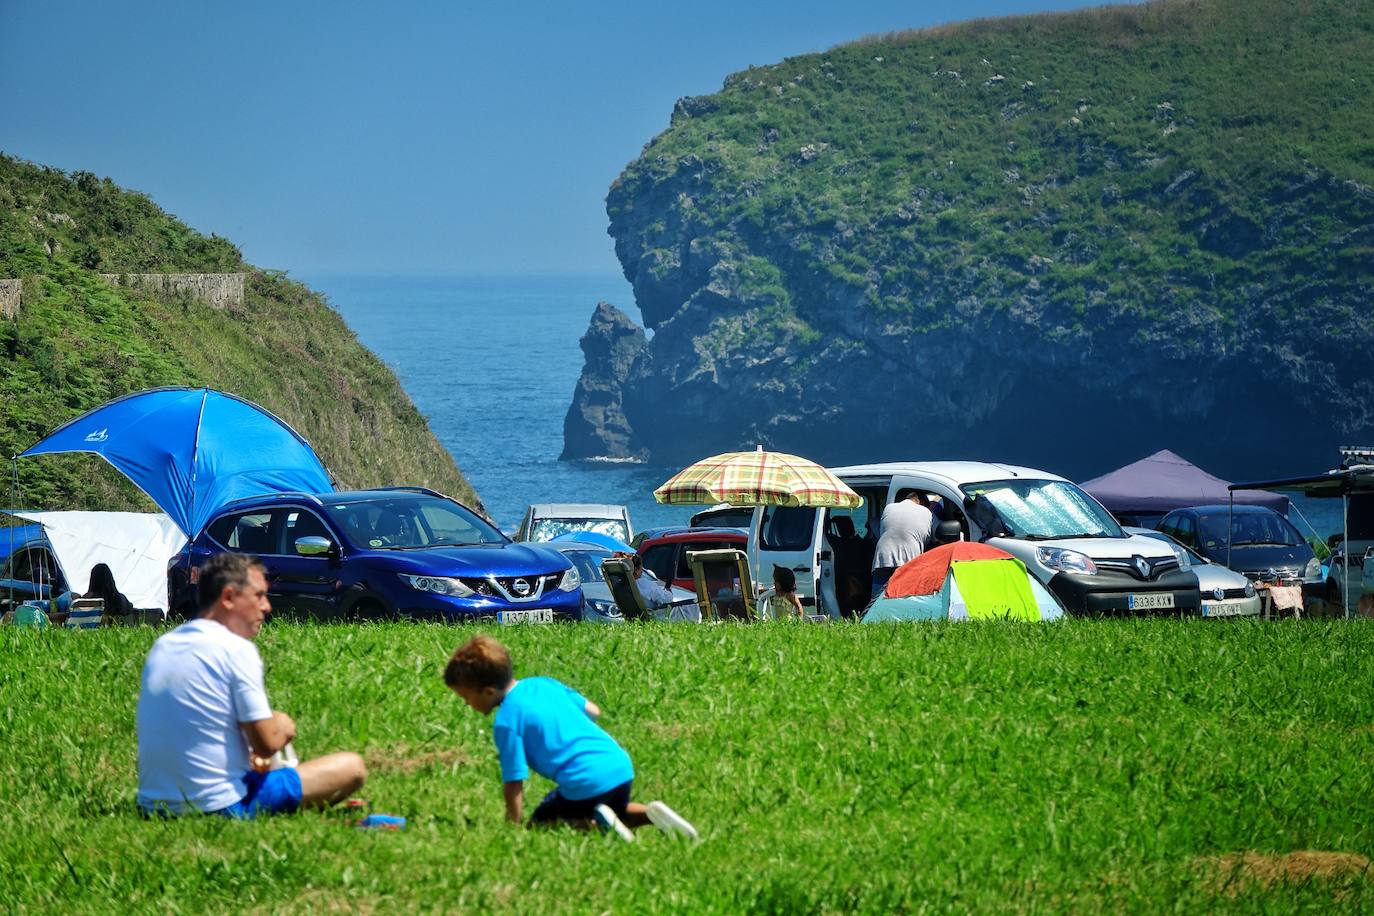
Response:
[870,488,934,599]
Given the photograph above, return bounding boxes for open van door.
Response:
[749,505,829,616]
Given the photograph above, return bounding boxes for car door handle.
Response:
[792,565,809,572]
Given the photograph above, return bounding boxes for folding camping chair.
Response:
[599,556,653,622]
[686,548,757,622]
[65,597,104,629]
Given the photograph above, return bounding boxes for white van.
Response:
[746,461,1201,618]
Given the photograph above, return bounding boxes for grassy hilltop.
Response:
[2,620,1373,911]
[618,0,1374,309]
[0,154,480,514]
[576,0,1374,477]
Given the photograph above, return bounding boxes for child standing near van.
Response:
[443,634,698,842]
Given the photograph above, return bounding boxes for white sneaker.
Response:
[593,804,635,842]
[646,800,699,841]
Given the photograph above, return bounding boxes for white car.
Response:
[1126,528,1260,618]
[515,503,632,545]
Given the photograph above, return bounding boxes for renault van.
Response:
[747,461,1201,618]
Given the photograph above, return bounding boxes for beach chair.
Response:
[65,597,104,629]
[599,556,653,622]
[686,548,756,622]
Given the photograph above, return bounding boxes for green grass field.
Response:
[3,620,1372,912]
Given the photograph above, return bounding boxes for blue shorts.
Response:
[215,768,303,819]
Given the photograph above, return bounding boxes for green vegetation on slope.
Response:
[0,155,480,514]
[613,0,1374,328]
[2,620,1372,911]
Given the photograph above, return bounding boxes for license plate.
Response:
[1128,593,1175,610]
[497,608,554,625]
[1201,601,1248,618]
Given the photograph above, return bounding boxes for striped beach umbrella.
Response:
[653,448,863,508]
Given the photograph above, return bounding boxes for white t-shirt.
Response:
[872,499,935,570]
[136,618,273,813]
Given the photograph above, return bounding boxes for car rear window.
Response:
[675,540,741,578]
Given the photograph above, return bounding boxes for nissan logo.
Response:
[511,578,532,597]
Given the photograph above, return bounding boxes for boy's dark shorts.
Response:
[530,780,632,825]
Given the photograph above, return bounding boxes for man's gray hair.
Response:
[197,553,266,611]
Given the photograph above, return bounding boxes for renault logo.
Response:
[1133,556,1152,579]
[511,578,531,597]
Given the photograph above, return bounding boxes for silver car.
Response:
[1127,528,1260,618]
[515,503,632,545]
[550,540,700,623]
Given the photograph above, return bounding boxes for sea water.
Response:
[308,273,1345,540]
[306,273,693,533]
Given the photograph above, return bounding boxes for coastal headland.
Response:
[564,0,1374,480]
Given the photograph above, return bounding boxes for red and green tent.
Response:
[862,542,1064,622]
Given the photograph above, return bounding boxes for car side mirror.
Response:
[934,519,964,545]
[295,536,335,557]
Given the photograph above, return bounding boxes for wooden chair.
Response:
[687,548,757,622]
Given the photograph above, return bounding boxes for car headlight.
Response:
[1169,544,1191,571]
[586,598,621,617]
[557,565,581,592]
[1243,581,1256,598]
[398,574,475,597]
[1303,557,1322,582]
[1036,547,1097,575]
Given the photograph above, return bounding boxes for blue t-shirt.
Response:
[492,677,634,800]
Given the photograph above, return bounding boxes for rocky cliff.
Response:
[565,0,1374,479]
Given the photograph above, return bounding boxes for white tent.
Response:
[12,511,186,613]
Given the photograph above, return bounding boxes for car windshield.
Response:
[1197,512,1305,548]
[529,517,630,543]
[326,495,504,549]
[960,479,1123,539]
[560,548,612,583]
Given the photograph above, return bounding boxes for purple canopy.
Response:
[1082,449,1289,515]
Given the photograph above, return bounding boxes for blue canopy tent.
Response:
[15,388,333,538]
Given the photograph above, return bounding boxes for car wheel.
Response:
[349,598,391,622]
[1326,579,1344,610]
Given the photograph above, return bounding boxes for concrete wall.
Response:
[99,272,245,309]
[0,278,20,319]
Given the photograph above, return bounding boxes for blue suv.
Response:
[167,487,582,622]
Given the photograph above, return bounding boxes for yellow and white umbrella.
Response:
[653,448,862,508]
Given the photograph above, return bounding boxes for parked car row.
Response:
[159,458,1365,627]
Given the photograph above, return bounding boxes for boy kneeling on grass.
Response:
[443,634,698,842]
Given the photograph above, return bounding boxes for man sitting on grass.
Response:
[136,553,367,818]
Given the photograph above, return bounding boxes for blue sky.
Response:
[2,0,1123,275]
